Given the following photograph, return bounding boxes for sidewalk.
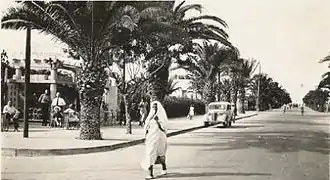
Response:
[1,111,257,157]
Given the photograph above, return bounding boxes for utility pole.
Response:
[23,26,31,138]
[256,62,261,112]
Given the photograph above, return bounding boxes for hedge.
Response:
[163,96,205,118]
[126,95,205,121]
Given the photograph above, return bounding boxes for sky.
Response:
[179,0,330,103]
[1,0,330,103]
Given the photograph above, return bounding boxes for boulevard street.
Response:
[2,108,329,180]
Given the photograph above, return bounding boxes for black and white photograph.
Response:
[0,0,329,179]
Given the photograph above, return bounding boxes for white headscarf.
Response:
[144,101,169,132]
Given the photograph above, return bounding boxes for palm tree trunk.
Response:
[79,97,102,140]
[230,86,238,116]
[226,90,231,102]
[78,61,106,140]
[124,95,132,134]
[238,88,246,114]
[203,79,216,104]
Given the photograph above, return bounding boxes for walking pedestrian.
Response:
[141,101,168,179]
[139,98,148,126]
[2,101,20,131]
[101,87,110,125]
[38,89,51,126]
[119,99,126,126]
[301,105,304,116]
[187,105,195,120]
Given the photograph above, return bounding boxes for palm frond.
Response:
[319,54,330,63]
[184,15,228,27]
[176,4,202,14]
[322,71,330,78]
[174,1,186,12]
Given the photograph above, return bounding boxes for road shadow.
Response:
[201,130,330,155]
[159,171,271,178]
[246,120,329,126]
[215,125,264,129]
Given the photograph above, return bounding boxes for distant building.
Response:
[168,68,202,99]
[3,56,118,112]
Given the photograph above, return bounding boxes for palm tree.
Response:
[139,0,233,103]
[320,53,330,64]
[177,41,238,105]
[222,58,242,115]
[1,1,167,140]
[318,72,330,89]
[236,59,257,114]
[319,52,330,89]
[218,79,231,102]
[250,74,273,111]
[250,73,291,110]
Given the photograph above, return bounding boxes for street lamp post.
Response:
[23,26,31,138]
[255,62,261,112]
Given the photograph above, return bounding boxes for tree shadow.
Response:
[101,138,137,141]
[159,171,271,178]
[246,120,329,126]
[168,142,228,147]
[214,125,264,129]
[28,129,52,132]
[201,130,330,154]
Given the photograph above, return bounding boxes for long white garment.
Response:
[141,101,168,170]
[189,106,195,116]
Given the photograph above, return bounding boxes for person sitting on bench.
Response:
[63,104,80,129]
[2,101,20,132]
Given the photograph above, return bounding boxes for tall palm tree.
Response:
[218,79,231,102]
[222,57,241,115]
[319,52,330,89]
[320,53,330,64]
[177,41,238,105]
[1,1,167,140]
[250,74,273,111]
[249,73,291,110]
[139,0,232,103]
[318,72,330,89]
[236,59,257,114]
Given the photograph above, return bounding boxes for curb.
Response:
[235,113,258,121]
[2,113,257,157]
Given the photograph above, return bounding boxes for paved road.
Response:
[2,109,329,180]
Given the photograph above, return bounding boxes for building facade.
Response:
[168,68,202,99]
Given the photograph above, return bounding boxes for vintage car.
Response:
[204,101,235,127]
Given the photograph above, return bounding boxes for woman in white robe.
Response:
[187,105,195,120]
[141,101,168,179]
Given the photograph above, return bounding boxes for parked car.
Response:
[204,101,235,127]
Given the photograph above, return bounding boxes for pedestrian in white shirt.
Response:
[51,92,66,127]
[2,101,20,131]
[187,105,195,120]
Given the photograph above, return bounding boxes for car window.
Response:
[209,104,226,110]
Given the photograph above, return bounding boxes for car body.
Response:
[204,101,235,127]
